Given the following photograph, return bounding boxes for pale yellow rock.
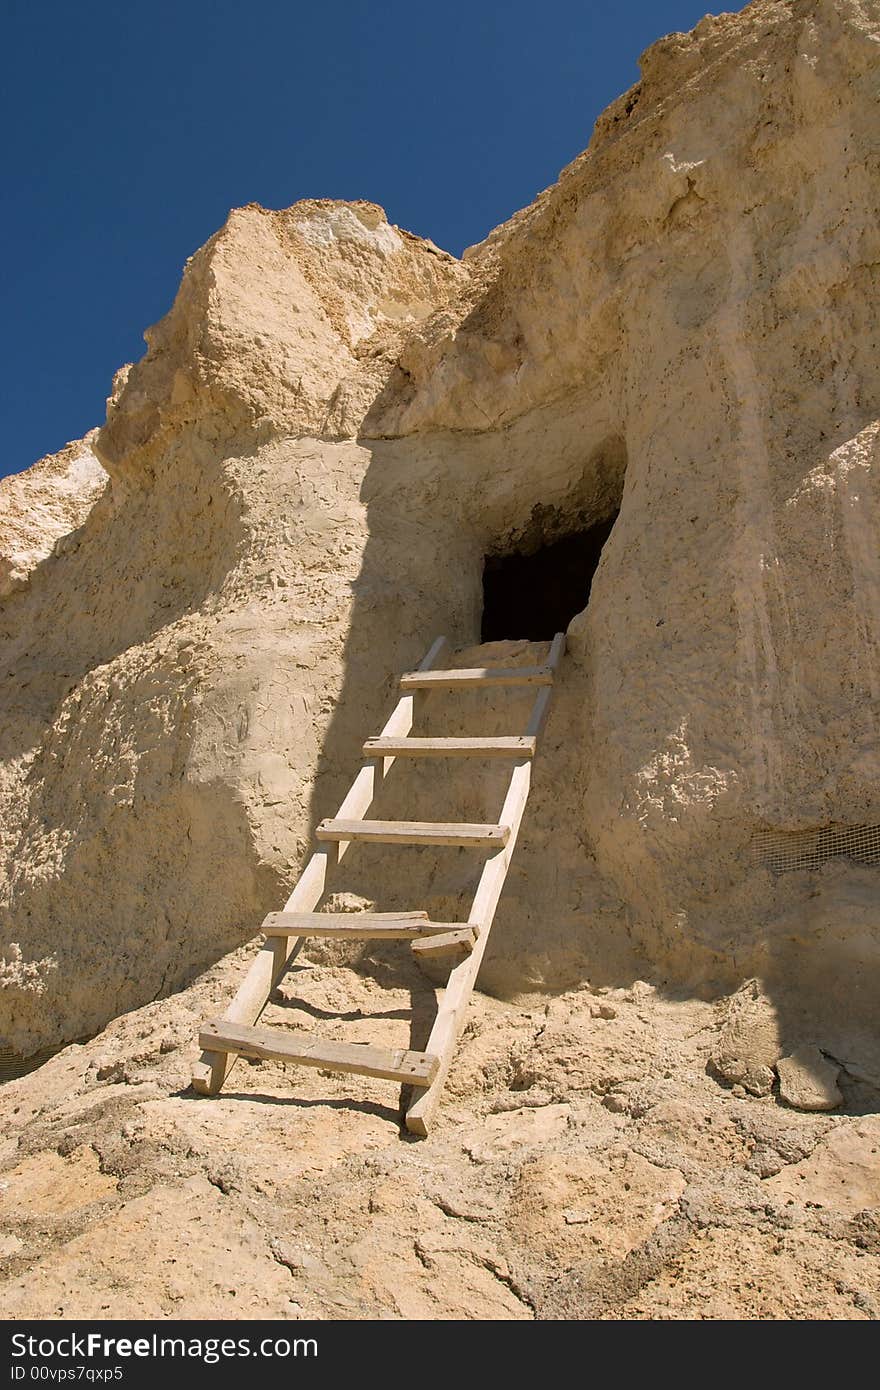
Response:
[0,433,107,598]
[463,1103,573,1160]
[510,1148,686,1264]
[614,1227,876,1321]
[776,1045,842,1112]
[709,979,781,1097]
[0,1147,117,1219]
[765,1117,880,1216]
[0,1176,299,1319]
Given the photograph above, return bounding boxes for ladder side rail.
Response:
[405,635,565,1133]
[545,632,566,672]
[404,757,532,1133]
[192,635,448,1095]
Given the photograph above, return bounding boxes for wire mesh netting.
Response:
[0,1046,29,1083]
[751,823,880,874]
[0,1045,62,1085]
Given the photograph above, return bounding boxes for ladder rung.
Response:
[400,665,553,690]
[410,928,476,960]
[316,819,510,848]
[199,1020,439,1086]
[262,911,461,939]
[363,735,536,759]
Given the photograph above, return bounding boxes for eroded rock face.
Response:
[0,435,107,599]
[2,0,880,1065]
[97,200,467,486]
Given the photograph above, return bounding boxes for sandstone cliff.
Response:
[4,0,879,1068]
[0,435,106,600]
[1,0,878,1317]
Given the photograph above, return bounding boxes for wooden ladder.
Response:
[192,632,565,1135]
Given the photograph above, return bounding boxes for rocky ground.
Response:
[1,946,878,1320]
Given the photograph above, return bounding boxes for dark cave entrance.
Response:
[481,511,619,642]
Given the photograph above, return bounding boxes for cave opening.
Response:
[481,511,619,642]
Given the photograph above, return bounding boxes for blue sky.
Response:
[1,0,712,478]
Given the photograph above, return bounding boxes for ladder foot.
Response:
[404,1111,430,1137]
[191,1050,228,1095]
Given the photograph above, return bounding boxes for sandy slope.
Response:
[1,951,878,1319]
